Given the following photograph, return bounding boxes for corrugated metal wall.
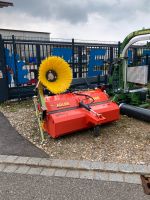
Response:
[0,29,50,40]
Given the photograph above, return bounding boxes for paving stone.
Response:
[109,173,124,182]
[14,156,30,164]
[26,157,42,166]
[27,167,43,175]
[0,164,6,171]
[104,162,119,171]
[118,163,134,173]
[63,160,79,169]
[90,161,104,170]
[4,156,18,163]
[79,170,94,180]
[66,170,80,178]
[77,160,91,170]
[124,174,141,184]
[39,158,52,167]
[0,155,8,162]
[94,172,109,181]
[51,159,65,168]
[54,169,67,177]
[15,166,30,174]
[40,168,55,176]
[133,164,149,174]
[3,165,18,173]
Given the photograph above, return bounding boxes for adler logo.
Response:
[57,102,70,107]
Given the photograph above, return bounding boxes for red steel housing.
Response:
[42,89,120,138]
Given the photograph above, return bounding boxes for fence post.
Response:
[12,35,18,86]
[36,44,41,80]
[36,44,41,66]
[133,47,137,65]
[72,38,75,77]
[0,34,9,102]
[109,46,113,63]
[78,46,82,77]
[118,41,121,57]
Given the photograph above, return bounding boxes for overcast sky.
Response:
[1,0,150,41]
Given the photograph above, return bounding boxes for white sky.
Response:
[1,0,150,41]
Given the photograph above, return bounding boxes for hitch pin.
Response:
[90,109,102,117]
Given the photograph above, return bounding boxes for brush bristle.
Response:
[38,56,73,94]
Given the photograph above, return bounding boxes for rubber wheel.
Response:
[92,126,100,137]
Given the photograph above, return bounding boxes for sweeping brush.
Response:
[38,56,73,94]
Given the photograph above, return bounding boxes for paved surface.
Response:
[0,155,150,185]
[0,112,149,199]
[0,112,48,157]
[0,172,149,200]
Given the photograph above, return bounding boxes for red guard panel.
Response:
[42,89,120,138]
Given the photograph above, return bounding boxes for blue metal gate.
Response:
[0,35,150,102]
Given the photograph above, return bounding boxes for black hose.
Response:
[73,92,95,105]
[120,103,150,122]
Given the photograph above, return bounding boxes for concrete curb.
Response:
[0,155,149,184]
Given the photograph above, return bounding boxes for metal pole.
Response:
[72,38,75,77]
[12,35,18,86]
[118,41,121,57]
[78,46,82,77]
[0,34,9,102]
[36,44,41,79]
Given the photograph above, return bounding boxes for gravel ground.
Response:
[0,99,150,164]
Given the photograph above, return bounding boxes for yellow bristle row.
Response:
[38,56,73,94]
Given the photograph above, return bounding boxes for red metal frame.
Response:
[41,89,120,138]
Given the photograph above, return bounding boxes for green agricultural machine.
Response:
[108,28,150,121]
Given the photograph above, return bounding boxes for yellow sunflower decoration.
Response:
[38,56,72,94]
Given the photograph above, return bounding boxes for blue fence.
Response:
[0,35,150,102]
